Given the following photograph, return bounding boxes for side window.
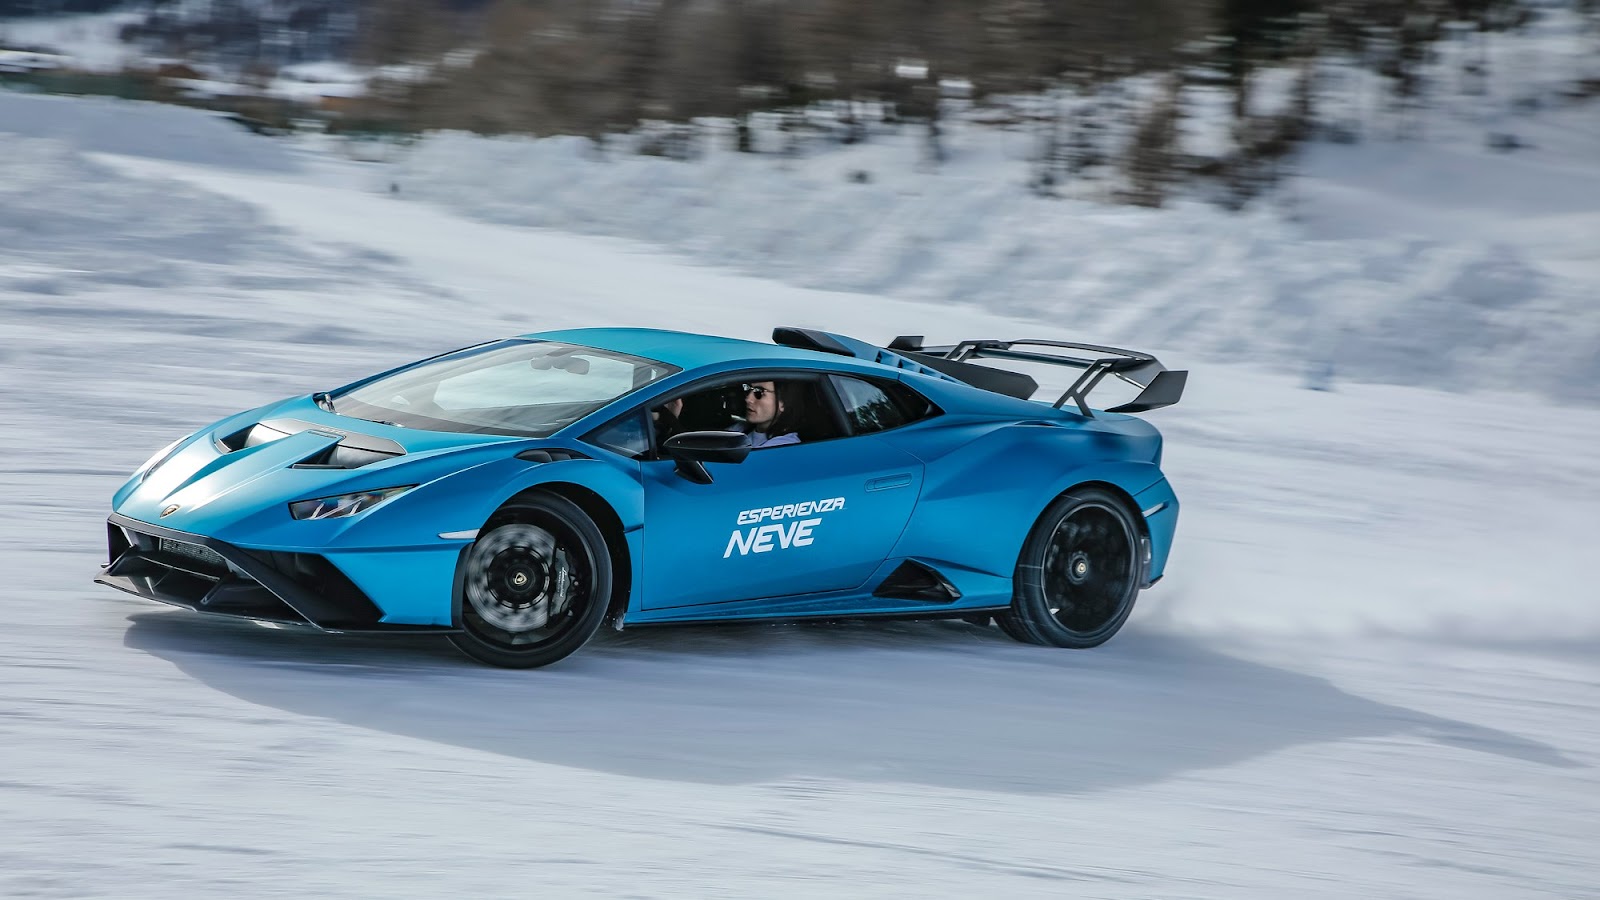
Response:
[664,376,846,448]
[584,410,650,460]
[830,376,916,435]
[671,386,742,434]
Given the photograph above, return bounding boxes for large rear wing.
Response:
[888,336,1187,417]
[770,327,1186,417]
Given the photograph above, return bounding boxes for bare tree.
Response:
[1121,73,1183,206]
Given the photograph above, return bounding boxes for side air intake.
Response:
[873,560,963,603]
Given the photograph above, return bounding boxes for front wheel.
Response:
[447,493,611,668]
[997,488,1143,649]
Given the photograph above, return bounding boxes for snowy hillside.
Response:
[0,9,143,71]
[383,8,1600,404]
[2,93,1599,897]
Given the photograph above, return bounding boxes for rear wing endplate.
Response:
[889,336,1187,417]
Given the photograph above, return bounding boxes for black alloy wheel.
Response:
[448,493,611,668]
[998,488,1143,649]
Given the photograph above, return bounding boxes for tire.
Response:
[992,611,1036,644]
[447,493,612,669]
[996,488,1143,649]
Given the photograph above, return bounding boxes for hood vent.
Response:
[216,422,291,452]
[218,419,405,469]
[293,442,403,470]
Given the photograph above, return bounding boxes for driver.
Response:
[733,381,800,448]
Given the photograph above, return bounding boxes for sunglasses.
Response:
[741,385,773,399]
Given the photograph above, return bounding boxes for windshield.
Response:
[333,340,678,437]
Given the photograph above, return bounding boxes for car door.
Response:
[639,378,924,610]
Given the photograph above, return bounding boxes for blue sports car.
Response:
[98,327,1185,668]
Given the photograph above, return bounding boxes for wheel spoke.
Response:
[1040,503,1136,636]
[462,521,594,650]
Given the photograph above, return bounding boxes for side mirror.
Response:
[663,430,751,484]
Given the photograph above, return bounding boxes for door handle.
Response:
[866,474,914,492]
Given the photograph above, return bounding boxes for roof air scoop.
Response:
[772,327,853,357]
[771,327,964,384]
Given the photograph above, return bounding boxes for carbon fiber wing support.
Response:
[888,336,1187,417]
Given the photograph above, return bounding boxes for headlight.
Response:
[137,436,188,483]
[289,486,416,520]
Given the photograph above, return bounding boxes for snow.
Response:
[3,51,1600,899]
[267,61,369,103]
[276,61,367,84]
[0,92,301,172]
[0,48,70,72]
[0,10,144,72]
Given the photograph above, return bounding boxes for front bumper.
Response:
[97,513,457,633]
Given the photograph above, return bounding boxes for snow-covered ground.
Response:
[3,90,1599,898]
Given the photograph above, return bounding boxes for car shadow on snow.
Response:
[122,610,1579,794]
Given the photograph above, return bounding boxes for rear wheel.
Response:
[997,488,1142,649]
[447,493,611,669]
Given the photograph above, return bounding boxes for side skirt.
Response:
[623,606,1013,629]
